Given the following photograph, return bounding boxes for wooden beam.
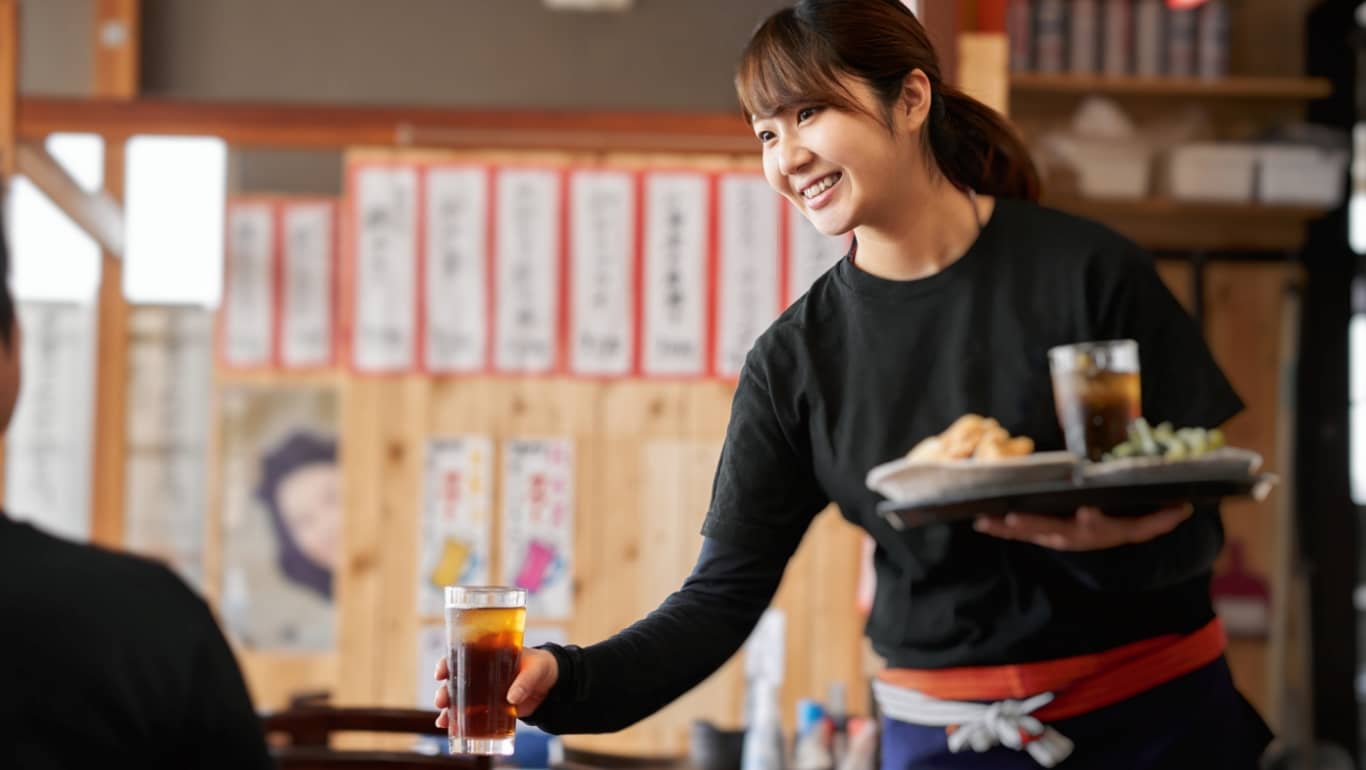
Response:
[88,0,137,549]
[93,0,139,99]
[16,97,758,154]
[0,0,17,179]
[14,141,124,257]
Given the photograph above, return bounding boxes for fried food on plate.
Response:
[905,414,1035,462]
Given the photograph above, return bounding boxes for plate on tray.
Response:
[876,471,1278,530]
[1080,447,1262,484]
[865,451,1081,503]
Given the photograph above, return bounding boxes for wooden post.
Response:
[0,0,17,180]
[88,0,138,547]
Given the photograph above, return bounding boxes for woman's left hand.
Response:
[973,504,1193,551]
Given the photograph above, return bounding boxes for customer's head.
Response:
[0,192,22,437]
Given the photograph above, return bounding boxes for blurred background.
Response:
[3,0,1363,767]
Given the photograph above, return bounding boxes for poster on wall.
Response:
[218,386,340,651]
[5,302,96,543]
[786,209,849,306]
[416,436,494,617]
[716,174,782,378]
[425,166,490,373]
[568,169,635,377]
[123,306,214,590]
[280,200,336,369]
[641,172,709,376]
[493,168,561,374]
[501,438,574,619]
[351,165,419,372]
[222,202,275,368]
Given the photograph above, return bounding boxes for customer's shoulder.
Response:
[5,517,202,609]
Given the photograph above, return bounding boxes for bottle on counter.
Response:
[1007,0,1034,73]
[1166,4,1198,77]
[742,679,786,770]
[1134,0,1165,77]
[1196,0,1230,80]
[1034,0,1067,74]
[1101,0,1133,76]
[1068,0,1099,74]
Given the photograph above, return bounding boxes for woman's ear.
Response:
[898,68,934,133]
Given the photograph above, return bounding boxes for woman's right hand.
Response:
[433,647,560,726]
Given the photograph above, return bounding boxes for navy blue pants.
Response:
[880,657,1272,770]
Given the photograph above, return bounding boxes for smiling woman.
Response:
[432,3,1271,768]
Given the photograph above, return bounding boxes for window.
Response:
[123,136,227,306]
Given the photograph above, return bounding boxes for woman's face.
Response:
[277,461,341,571]
[752,74,927,236]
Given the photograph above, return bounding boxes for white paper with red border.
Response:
[493,168,561,374]
[222,201,275,368]
[423,166,490,374]
[351,165,419,373]
[641,172,709,377]
[568,169,635,377]
[716,174,782,378]
[279,200,337,369]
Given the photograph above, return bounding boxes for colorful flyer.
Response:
[501,438,574,619]
[424,166,489,373]
[786,209,849,306]
[716,174,781,378]
[568,169,635,377]
[417,436,494,617]
[641,172,709,376]
[280,200,336,368]
[493,168,561,374]
[222,201,275,367]
[351,165,419,372]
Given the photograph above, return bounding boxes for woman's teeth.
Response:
[802,173,840,199]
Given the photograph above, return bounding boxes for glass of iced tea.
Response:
[445,586,527,755]
[1048,339,1142,462]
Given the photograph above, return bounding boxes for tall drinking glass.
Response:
[445,586,527,755]
[1048,339,1142,462]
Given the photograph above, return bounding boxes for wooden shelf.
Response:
[1042,196,1332,252]
[1011,74,1332,101]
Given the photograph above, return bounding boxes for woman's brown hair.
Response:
[735,0,1040,201]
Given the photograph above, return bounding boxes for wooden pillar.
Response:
[919,0,961,86]
[88,0,138,547]
[0,0,17,180]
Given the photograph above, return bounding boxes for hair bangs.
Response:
[735,10,861,123]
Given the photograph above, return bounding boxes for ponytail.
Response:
[930,86,1041,201]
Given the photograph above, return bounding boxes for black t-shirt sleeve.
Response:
[179,597,275,770]
[522,536,788,734]
[699,344,831,555]
[1091,243,1244,429]
[1051,241,1243,592]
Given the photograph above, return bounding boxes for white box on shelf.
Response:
[1166,143,1259,203]
[1066,140,1153,199]
[1258,145,1348,207]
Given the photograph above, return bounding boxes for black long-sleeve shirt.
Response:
[529,199,1241,735]
[0,513,274,769]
